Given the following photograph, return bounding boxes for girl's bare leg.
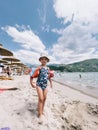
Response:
[36,86,44,117]
[42,88,48,114]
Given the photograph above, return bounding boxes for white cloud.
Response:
[1,25,52,64]
[2,25,45,52]
[51,22,98,64]
[2,21,98,64]
[38,0,49,24]
[51,28,64,34]
[49,0,98,64]
[53,0,98,23]
[14,49,55,65]
[14,50,40,64]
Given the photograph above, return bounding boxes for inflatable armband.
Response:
[49,70,54,78]
[31,68,40,78]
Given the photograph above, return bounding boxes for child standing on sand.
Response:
[30,53,52,121]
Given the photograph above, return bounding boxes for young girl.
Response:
[30,54,52,120]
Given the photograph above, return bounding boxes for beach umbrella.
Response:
[0,44,13,56]
[2,56,20,64]
[3,62,11,65]
[0,59,8,64]
[11,62,27,75]
[11,62,26,75]
[12,62,25,66]
[13,66,21,69]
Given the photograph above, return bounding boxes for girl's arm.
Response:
[30,76,36,88]
[49,77,52,88]
[30,66,41,88]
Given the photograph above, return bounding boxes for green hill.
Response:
[49,59,98,72]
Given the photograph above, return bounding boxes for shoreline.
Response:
[53,79,98,100]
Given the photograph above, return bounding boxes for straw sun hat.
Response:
[39,53,50,62]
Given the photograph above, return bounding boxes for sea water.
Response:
[53,72,98,98]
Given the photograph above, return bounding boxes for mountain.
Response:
[48,59,98,72]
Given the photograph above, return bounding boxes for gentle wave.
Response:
[53,72,98,99]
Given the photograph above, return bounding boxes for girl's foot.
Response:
[42,112,45,116]
[38,115,44,124]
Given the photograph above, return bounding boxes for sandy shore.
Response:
[0,75,98,130]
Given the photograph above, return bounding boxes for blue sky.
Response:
[0,0,98,64]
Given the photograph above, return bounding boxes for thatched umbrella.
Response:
[12,62,25,66]
[0,59,8,64]
[2,56,20,64]
[0,44,13,56]
[12,62,26,75]
[3,63,11,66]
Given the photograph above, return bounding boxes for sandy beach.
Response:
[0,75,98,130]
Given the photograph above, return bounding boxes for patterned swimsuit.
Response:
[36,67,49,90]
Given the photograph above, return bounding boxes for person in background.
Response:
[0,66,2,74]
[6,66,11,77]
[79,74,82,79]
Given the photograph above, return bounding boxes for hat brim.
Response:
[39,56,49,62]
